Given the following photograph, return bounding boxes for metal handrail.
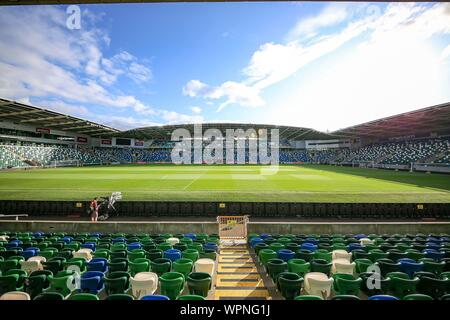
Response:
[0,214,28,221]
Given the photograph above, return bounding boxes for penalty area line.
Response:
[182,174,204,190]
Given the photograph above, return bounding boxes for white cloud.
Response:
[102,111,204,130]
[35,100,90,117]
[182,80,209,97]
[114,51,134,62]
[442,44,450,61]
[212,82,264,111]
[262,3,450,131]
[190,106,202,114]
[101,116,161,130]
[183,4,380,111]
[26,98,161,131]
[0,6,154,116]
[159,110,204,124]
[183,2,450,120]
[183,80,264,111]
[108,51,152,84]
[128,62,152,84]
[286,3,349,41]
[243,42,303,84]
[245,9,380,91]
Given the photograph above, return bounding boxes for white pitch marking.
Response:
[182,172,205,190]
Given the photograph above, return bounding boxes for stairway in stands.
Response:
[213,243,270,300]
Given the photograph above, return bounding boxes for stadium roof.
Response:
[333,102,450,139]
[114,123,342,141]
[0,98,120,137]
[2,97,449,141]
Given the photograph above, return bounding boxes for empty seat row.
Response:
[250,233,450,300]
[0,231,219,300]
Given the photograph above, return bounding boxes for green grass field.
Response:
[0,164,449,202]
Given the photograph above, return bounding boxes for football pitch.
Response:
[0,164,449,203]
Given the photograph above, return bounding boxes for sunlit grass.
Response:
[0,164,449,202]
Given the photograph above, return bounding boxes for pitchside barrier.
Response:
[332,161,450,173]
[0,200,449,220]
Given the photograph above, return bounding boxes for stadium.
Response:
[1,97,450,301]
[0,0,450,305]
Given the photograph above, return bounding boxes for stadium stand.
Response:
[0,146,294,168]
[336,138,450,166]
[435,152,450,164]
[0,144,340,168]
[0,145,29,169]
[0,144,102,168]
[2,138,449,169]
[0,231,449,300]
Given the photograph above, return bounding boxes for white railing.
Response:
[0,214,28,221]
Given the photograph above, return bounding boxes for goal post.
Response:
[353,160,375,168]
[50,160,80,168]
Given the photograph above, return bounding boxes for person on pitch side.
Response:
[90,197,99,222]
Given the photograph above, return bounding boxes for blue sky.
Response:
[0,2,449,132]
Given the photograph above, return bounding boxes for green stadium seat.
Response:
[258,249,277,267]
[0,274,20,295]
[26,270,52,299]
[416,275,449,299]
[331,295,360,300]
[177,295,205,300]
[287,259,310,277]
[186,272,212,297]
[355,258,373,274]
[296,249,315,262]
[45,273,76,297]
[403,294,433,301]
[314,249,332,262]
[277,272,303,300]
[0,259,20,274]
[34,292,65,300]
[182,249,199,262]
[104,271,130,295]
[200,249,217,261]
[109,258,128,273]
[159,272,185,300]
[420,259,445,275]
[105,293,135,300]
[150,258,171,276]
[172,258,193,277]
[294,295,323,300]
[129,258,151,276]
[310,259,332,276]
[332,274,362,296]
[266,259,288,282]
[147,249,163,261]
[69,293,100,300]
[386,272,419,299]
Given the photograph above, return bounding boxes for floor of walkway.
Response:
[212,241,274,300]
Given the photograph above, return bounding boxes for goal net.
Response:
[352,160,375,168]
